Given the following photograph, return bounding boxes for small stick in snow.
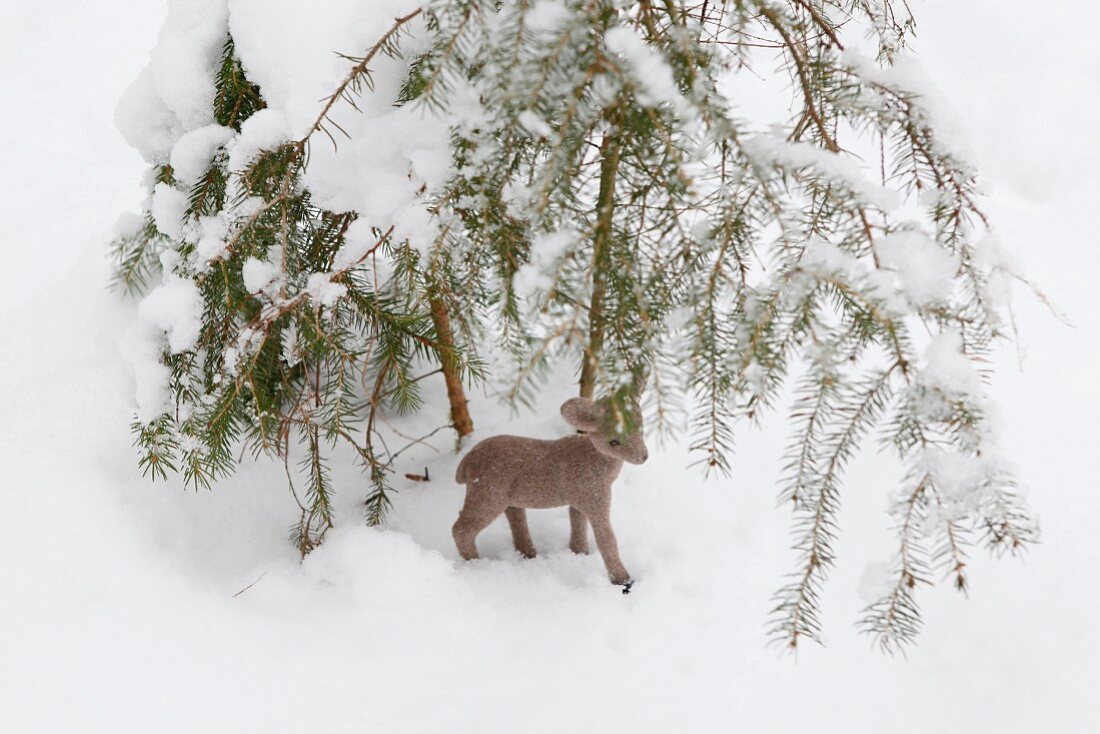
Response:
[232,572,267,598]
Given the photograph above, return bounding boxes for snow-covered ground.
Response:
[2,1,1099,731]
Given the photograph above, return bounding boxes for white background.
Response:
[1,1,1098,731]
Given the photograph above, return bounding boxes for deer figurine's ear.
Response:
[560,397,601,432]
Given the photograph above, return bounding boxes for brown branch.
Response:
[428,285,474,437]
[757,3,840,153]
[579,106,624,399]
[792,0,844,50]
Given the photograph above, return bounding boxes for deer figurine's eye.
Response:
[609,439,621,447]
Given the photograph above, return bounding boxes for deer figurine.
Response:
[452,396,649,591]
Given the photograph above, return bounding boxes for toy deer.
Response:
[452,396,649,591]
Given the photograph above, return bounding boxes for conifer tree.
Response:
[113,1,1037,651]
[112,23,478,555]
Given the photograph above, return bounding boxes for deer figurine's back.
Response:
[452,397,648,590]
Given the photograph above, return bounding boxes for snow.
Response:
[801,237,863,281]
[115,66,183,163]
[799,232,960,314]
[169,123,235,187]
[119,322,174,424]
[227,0,421,135]
[194,213,230,266]
[917,330,984,401]
[281,321,301,366]
[226,108,291,171]
[150,182,190,241]
[333,218,382,270]
[4,1,1100,732]
[225,0,448,255]
[305,272,347,307]
[514,227,577,297]
[115,0,228,163]
[112,210,145,239]
[917,447,1001,519]
[842,48,971,164]
[138,276,205,355]
[604,25,686,114]
[856,560,894,604]
[518,109,554,138]
[148,0,227,128]
[526,0,571,34]
[242,256,278,293]
[120,275,203,421]
[874,230,960,307]
[743,134,900,211]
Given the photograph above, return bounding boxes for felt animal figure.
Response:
[452,396,648,591]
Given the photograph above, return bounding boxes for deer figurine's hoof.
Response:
[618,580,633,594]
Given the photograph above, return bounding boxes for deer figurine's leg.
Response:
[588,509,632,590]
[568,507,590,554]
[505,507,537,559]
[452,495,502,561]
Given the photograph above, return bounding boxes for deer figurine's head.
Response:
[560,396,649,465]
